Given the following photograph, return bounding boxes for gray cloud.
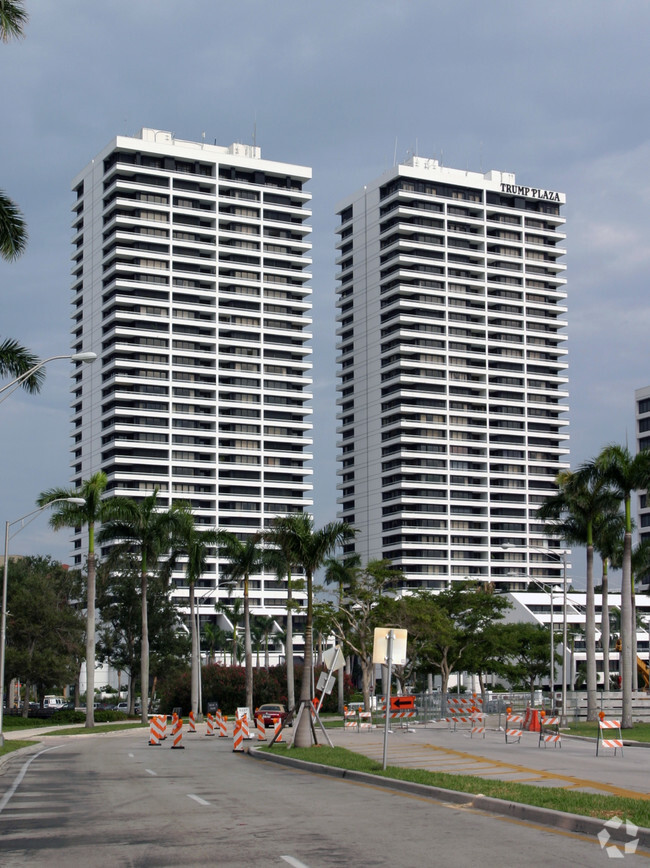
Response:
[2,0,649,566]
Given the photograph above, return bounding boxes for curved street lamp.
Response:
[0,497,86,746]
[0,351,97,404]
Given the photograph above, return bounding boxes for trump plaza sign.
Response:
[500,183,561,202]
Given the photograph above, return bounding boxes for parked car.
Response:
[255,703,291,727]
[115,702,141,714]
[43,696,67,712]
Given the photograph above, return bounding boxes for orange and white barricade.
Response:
[538,715,561,748]
[187,710,197,733]
[272,717,284,743]
[206,713,215,736]
[256,714,267,741]
[445,696,481,732]
[596,717,623,756]
[148,715,164,746]
[217,710,228,738]
[236,708,254,740]
[505,712,524,744]
[446,714,475,732]
[344,709,358,730]
[358,710,372,730]
[171,715,184,750]
[233,718,244,752]
[470,714,486,739]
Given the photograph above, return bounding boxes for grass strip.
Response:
[263,744,650,828]
[51,723,147,736]
[0,739,37,759]
[563,721,650,742]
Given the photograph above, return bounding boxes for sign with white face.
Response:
[372,628,408,665]
[323,645,345,672]
[317,671,335,694]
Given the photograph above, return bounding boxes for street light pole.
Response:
[0,497,85,746]
[549,581,554,710]
[561,552,568,722]
[0,351,96,405]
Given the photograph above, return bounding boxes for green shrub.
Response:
[95,710,128,723]
[51,710,85,724]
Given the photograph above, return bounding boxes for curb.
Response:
[249,746,650,850]
[0,740,44,772]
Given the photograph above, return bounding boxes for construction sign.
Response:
[390,696,415,711]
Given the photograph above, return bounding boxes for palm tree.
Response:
[266,514,356,748]
[252,614,276,669]
[0,1,28,43]
[250,618,265,668]
[97,489,178,724]
[595,509,625,693]
[261,517,306,712]
[588,445,650,728]
[170,506,220,717]
[0,338,44,394]
[324,553,361,713]
[1,3,29,262]
[0,190,27,262]
[538,468,619,720]
[630,539,650,684]
[215,531,273,714]
[38,472,109,728]
[202,621,228,664]
[214,597,244,665]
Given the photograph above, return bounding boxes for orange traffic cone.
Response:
[233,718,244,752]
[171,715,184,749]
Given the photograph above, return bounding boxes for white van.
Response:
[43,695,66,711]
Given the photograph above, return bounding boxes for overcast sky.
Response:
[2,1,649,574]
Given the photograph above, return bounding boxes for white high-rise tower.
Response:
[335,158,568,591]
[71,128,312,643]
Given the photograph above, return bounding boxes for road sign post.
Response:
[382,630,394,770]
[373,627,408,770]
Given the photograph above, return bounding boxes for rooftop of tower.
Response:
[135,127,262,160]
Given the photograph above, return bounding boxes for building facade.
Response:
[335,157,569,591]
[635,385,650,592]
[70,128,313,646]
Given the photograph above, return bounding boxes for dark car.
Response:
[255,703,291,727]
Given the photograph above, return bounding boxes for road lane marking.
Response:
[145,769,157,776]
[281,857,311,868]
[187,794,210,806]
[128,753,134,758]
[416,743,650,800]
[0,746,63,814]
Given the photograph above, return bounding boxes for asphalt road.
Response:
[0,730,647,866]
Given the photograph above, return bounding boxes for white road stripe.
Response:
[187,794,210,806]
[145,769,157,776]
[0,746,63,814]
[281,857,311,868]
[128,753,134,758]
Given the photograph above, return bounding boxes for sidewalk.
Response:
[328,719,650,800]
[2,719,140,742]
